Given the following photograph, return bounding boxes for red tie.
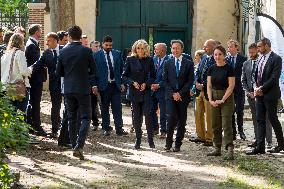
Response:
[257,55,266,87]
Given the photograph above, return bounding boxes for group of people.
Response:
[0,24,283,160]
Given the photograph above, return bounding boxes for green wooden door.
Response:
[96,0,192,53]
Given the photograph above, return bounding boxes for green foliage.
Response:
[0,0,30,16]
[0,82,30,187]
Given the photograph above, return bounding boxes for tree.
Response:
[49,0,75,32]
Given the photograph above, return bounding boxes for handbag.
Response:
[5,49,27,101]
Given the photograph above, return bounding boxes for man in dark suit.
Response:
[227,39,247,140]
[151,43,169,138]
[25,24,47,136]
[163,39,194,152]
[93,36,127,136]
[247,38,284,155]
[32,32,63,138]
[56,25,96,160]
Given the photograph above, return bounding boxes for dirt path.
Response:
[8,92,284,189]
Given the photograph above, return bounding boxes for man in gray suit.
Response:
[242,43,272,149]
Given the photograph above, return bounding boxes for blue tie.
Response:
[176,59,180,77]
[230,56,235,68]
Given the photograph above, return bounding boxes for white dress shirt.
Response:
[103,49,115,82]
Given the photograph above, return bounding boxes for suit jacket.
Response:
[255,51,282,101]
[152,55,170,98]
[242,58,257,93]
[93,49,123,91]
[25,38,47,84]
[122,56,156,102]
[195,55,216,99]
[55,42,96,94]
[163,57,194,102]
[32,45,64,91]
[227,54,247,94]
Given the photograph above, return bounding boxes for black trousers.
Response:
[232,92,245,134]
[27,82,43,130]
[50,89,62,133]
[255,96,284,151]
[166,99,189,148]
[91,93,99,126]
[132,101,153,140]
[65,93,91,149]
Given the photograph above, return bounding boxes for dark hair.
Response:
[0,27,3,33]
[46,32,59,41]
[57,30,68,40]
[214,45,226,56]
[258,37,271,48]
[103,35,112,43]
[3,31,14,45]
[67,25,82,41]
[28,24,41,36]
[248,43,257,49]
[171,39,184,49]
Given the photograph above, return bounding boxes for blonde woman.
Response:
[122,39,156,149]
[1,33,32,111]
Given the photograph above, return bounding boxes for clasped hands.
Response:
[209,99,224,107]
[254,87,263,97]
[133,82,146,91]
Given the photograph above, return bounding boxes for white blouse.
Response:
[1,48,32,88]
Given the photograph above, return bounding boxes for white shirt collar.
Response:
[175,55,183,62]
[30,37,39,43]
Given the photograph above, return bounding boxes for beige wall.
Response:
[192,0,237,54]
[276,0,284,27]
[44,12,51,49]
[75,0,96,44]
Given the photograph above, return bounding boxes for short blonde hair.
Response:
[131,39,150,58]
[195,49,205,57]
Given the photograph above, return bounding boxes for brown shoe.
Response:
[203,141,213,146]
[227,145,234,160]
[73,148,84,160]
[207,147,221,156]
[160,132,166,139]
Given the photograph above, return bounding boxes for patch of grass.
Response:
[219,177,254,189]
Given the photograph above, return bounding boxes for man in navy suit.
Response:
[227,39,247,140]
[56,25,96,160]
[151,43,169,138]
[247,38,284,155]
[163,39,194,152]
[32,32,63,138]
[93,36,128,136]
[25,24,47,136]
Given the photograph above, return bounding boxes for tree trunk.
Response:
[49,0,75,32]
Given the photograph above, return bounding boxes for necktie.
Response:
[230,56,235,68]
[53,50,57,65]
[157,58,161,70]
[106,51,114,80]
[257,55,266,87]
[176,59,180,77]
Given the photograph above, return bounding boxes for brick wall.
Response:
[27,3,46,50]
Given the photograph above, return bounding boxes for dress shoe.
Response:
[248,142,257,148]
[73,148,84,160]
[189,138,205,143]
[102,130,111,136]
[207,147,221,156]
[116,129,128,136]
[49,132,58,139]
[153,130,159,135]
[266,143,273,149]
[164,146,171,152]
[203,141,213,146]
[58,143,72,149]
[278,108,284,113]
[35,129,48,137]
[148,138,155,148]
[172,147,180,152]
[239,132,246,140]
[134,138,141,149]
[246,148,265,155]
[93,124,99,131]
[160,132,166,139]
[267,146,284,153]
